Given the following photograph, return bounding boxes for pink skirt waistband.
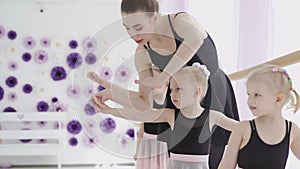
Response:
[143,132,158,139]
[170,153,209,163]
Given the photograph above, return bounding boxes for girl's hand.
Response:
[89,94,114,114]
[87,71,112,89]
[89,90,112,112]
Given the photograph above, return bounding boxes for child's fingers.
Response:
[87,71,111,88]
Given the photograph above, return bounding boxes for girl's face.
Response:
[246,79,278,117]
[170,72,198,109]
[122,12,156,45]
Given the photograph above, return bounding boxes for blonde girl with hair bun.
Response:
[91,64,238,169]
[219,64,300,169]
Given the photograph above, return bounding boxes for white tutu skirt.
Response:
[135,133,169,169]
[169,153,209,169]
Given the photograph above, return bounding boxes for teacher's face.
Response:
[122,12,156,45]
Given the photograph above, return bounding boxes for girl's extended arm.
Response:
[93,97,174,124]
[218,122,245,169]
[291,122,300,159]
[210,110,238,132]
[87,46,155,112]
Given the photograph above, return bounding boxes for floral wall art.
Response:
[0,1,138,165]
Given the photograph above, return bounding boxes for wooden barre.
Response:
[228,50,300,81]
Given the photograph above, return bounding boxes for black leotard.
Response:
[238,120,291,169]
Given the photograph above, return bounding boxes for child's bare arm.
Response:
[291,122,300,159]
[218,122,245,169]
[210,110,238,132]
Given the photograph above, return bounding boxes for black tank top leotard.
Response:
[238,120,292,169]
[143,12,239,147]
[169,109,212,155]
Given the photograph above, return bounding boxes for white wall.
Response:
[188,0,237,74]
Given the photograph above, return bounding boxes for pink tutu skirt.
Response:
[135,133,169,169]
[169,153,209,169]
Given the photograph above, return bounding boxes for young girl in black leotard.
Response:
[90,64,238,169]
[218,64,300,169]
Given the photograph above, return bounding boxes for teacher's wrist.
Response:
[158,71,171,83]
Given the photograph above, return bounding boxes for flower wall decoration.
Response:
[22,52,32,62]
[36,101,49,112]
[3,107,17,112]
[0,25,137,152]
[23,84,33,94]
[115,65,131,83]
[99,117,116,133]
[6,76,18,88]
[34,50,48,64]
[69,40,78,49]
[40,37,51,47]
[67,52,82,69]
[23,36,36,49]
[8,61,18,71]
[0,25,5,38]
[69,137,78,146]
[0,86,4,101]
[7,30,17,40]
[51,66,67,81]
[67,120,82,135]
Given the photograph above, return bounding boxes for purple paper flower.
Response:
[100,118,116,133]
[5,76,18,88]
[69,137,78,146]
[38,139,47,144]
[69,40,78,49]
[115,65,131,82]
[38,121,47,127]
[22,52,32,62]
[7,92,17,102]
[99,66,113,80]
[67,52,82,69]
[8,61,18,71]
[40,37,51,47]
[116,134,133,147]
[98,85,105,91]
[0,163,12,169]
[84,119,96,131]
[37,101,49,112]
[85,53,97,65]
[7,30,17,40]
[51,66,67,81]
[83,133,99,148]
[82,37,97,52]
[23,36,36,49]
[53,121,62,129]
[52,97,58,103]
[20,128,32,143]
[34,50,48,64]
[0,86,4,101]
[126,128,135,138]
[3,107,17,112]
[67,120,82,135]
[83,85,94,97]
[0,25,5,38]
[84,103,96,116]
[50,101,67,112]
[66,85,81,99]
[23,84,33,94]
